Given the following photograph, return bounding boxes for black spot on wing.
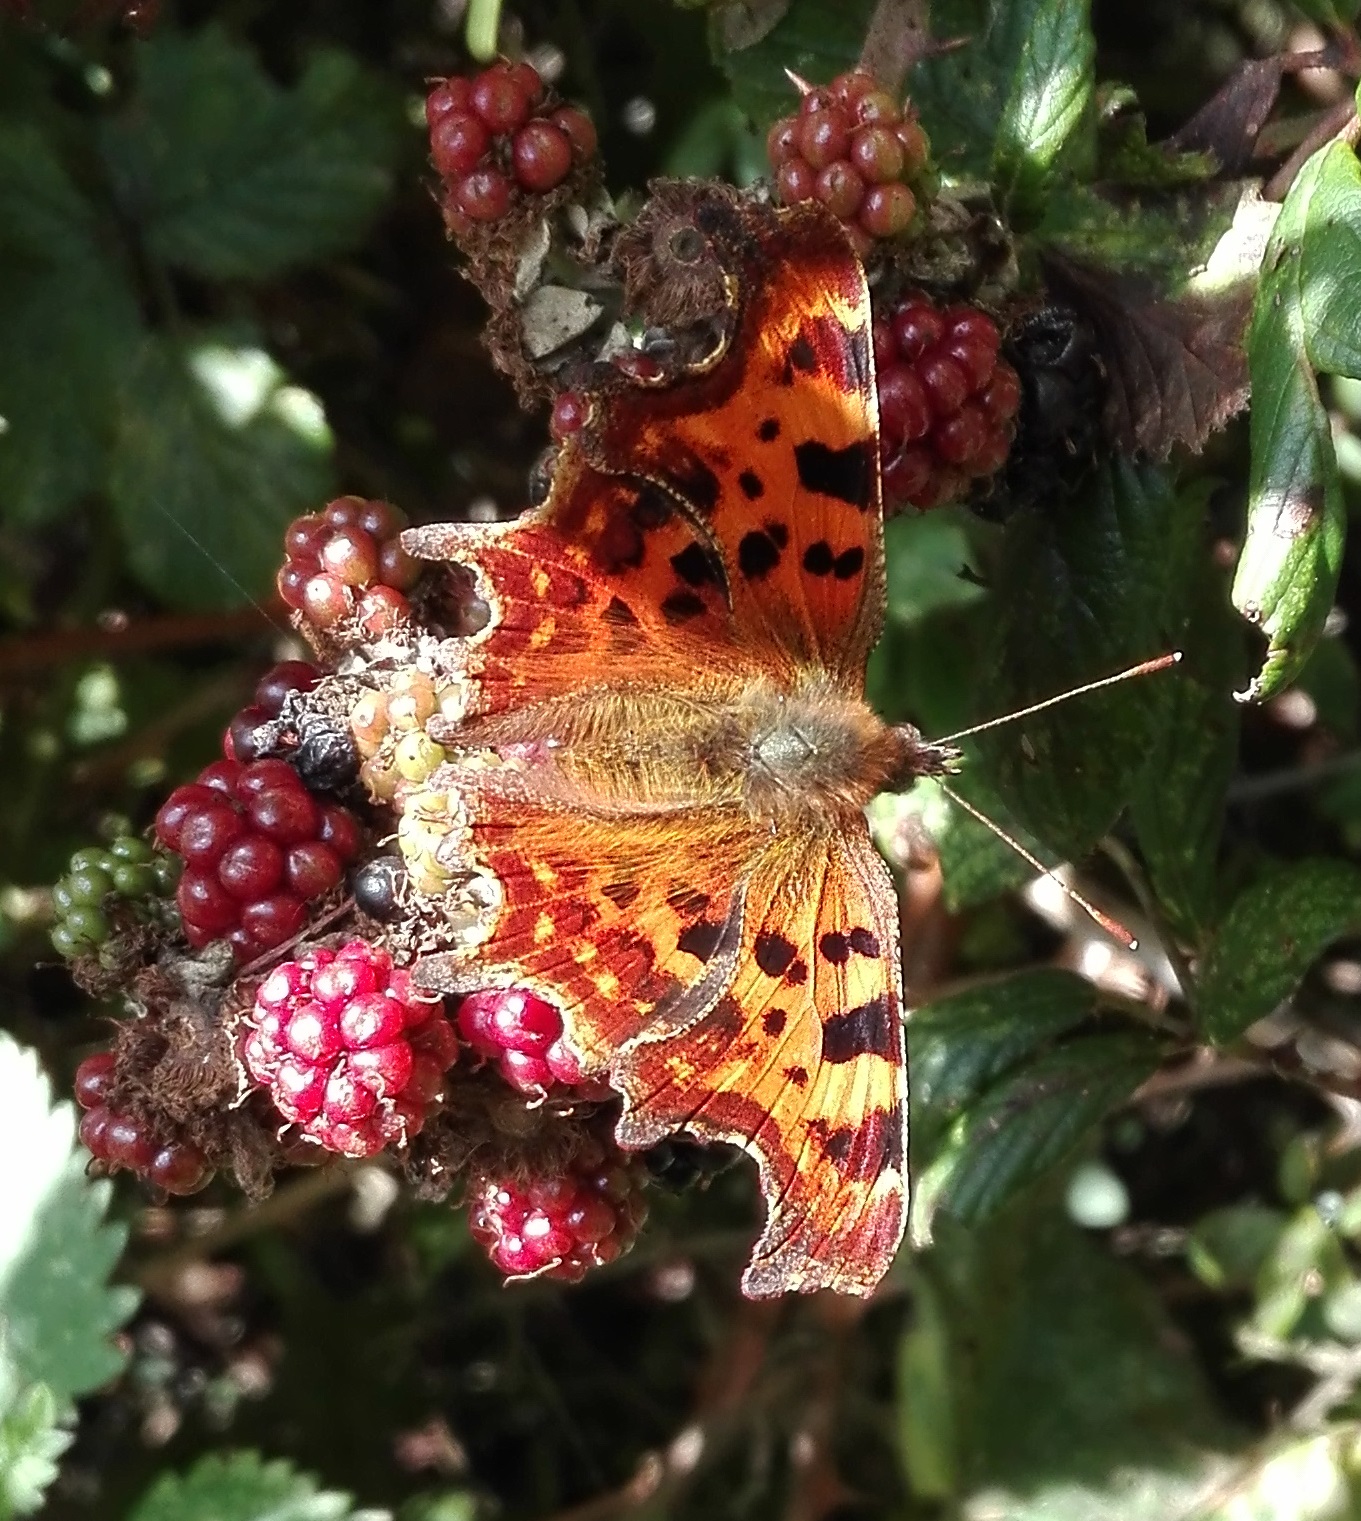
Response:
[821,996,897,1063]
[754,932,798,977]
[678,919,724,962]
[819,1109,902,1180]
[757,417,780,443]
[834,547,865,580]
[767,521,789,549]
[602,596,637,626]
[785,1065,808,1088]
[849,928,881,957]
[819,932,850,966]
[738,470,764,500]
[670,542,720,588]
[786,959,808,986]
[603,879,640,908]
[789,335,818,373]
[661,590,707,623]
[803,541,835,577]
[794,439,875,510]
[738,530,781,580]
[763,1008,787,1036]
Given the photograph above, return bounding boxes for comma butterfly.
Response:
[402,188,959,1298]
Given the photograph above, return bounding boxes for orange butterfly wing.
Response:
[615,822,907,1297]
[407,193,911,1297]
[583,200,884,683]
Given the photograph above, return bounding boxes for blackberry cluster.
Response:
[241,940,458,1157]
[874,291,1022,511]
[154,758,361,962]
[75,1052,211,1196]
[456,987,613,1099]
[278,497,421,640]
[469,1136,648,1281]
[51,838,178,960]
[767,70,931,251]
[426,61,597,222]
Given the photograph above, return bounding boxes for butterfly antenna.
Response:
[935,780,1139,951]
[934,653,1182,747]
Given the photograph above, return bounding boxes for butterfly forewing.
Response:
[585,203,885,685]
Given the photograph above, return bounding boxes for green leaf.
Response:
[710,0,875,127]
[0,127,142,527]
[99,28,404,281]
[911,967,1098,1114]
[991,0,1094,212]
[109,332,333,610]
[128,1452,356,1521]
[1185,1204,1287,1293]
[913,1032,1162,1233]
[976,460,1198,860]
[0,1036,136,1407]
[1234,141,1361,700]
[912,0,1093,192]
[1128,565,1245,941]
[0,1345,73,1519]
[1195,858,1361,1044]
[905,1207,1238,1512]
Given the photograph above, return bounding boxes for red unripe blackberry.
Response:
[471,66,533,134]
[551,106,597,163]
[426,76,473,127]
[469,1139,648,1282]
[456,987,613,1099]
[242,940,458,1157]
[74,1051,116,1111]
[767,69,930,246]
[74,1053,211,1196]
[156,758,360,958]
[859,181,916,239]
[512,120,574,193]
[426,64,596,229]
[456,167,514,221]
[431,112,490,178]
[874,292,1021,512]
[278,496,416,638]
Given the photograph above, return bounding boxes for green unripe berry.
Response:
[51,923,81,958]
[66,866,114,906]
[69,847,113,875]
[151,856,181,894]
[62,905,109,946]
[52,880,76,914]
[110,862,155,897]
[109,837,153,865]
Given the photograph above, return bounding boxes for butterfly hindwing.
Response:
[613,820,908,1297]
